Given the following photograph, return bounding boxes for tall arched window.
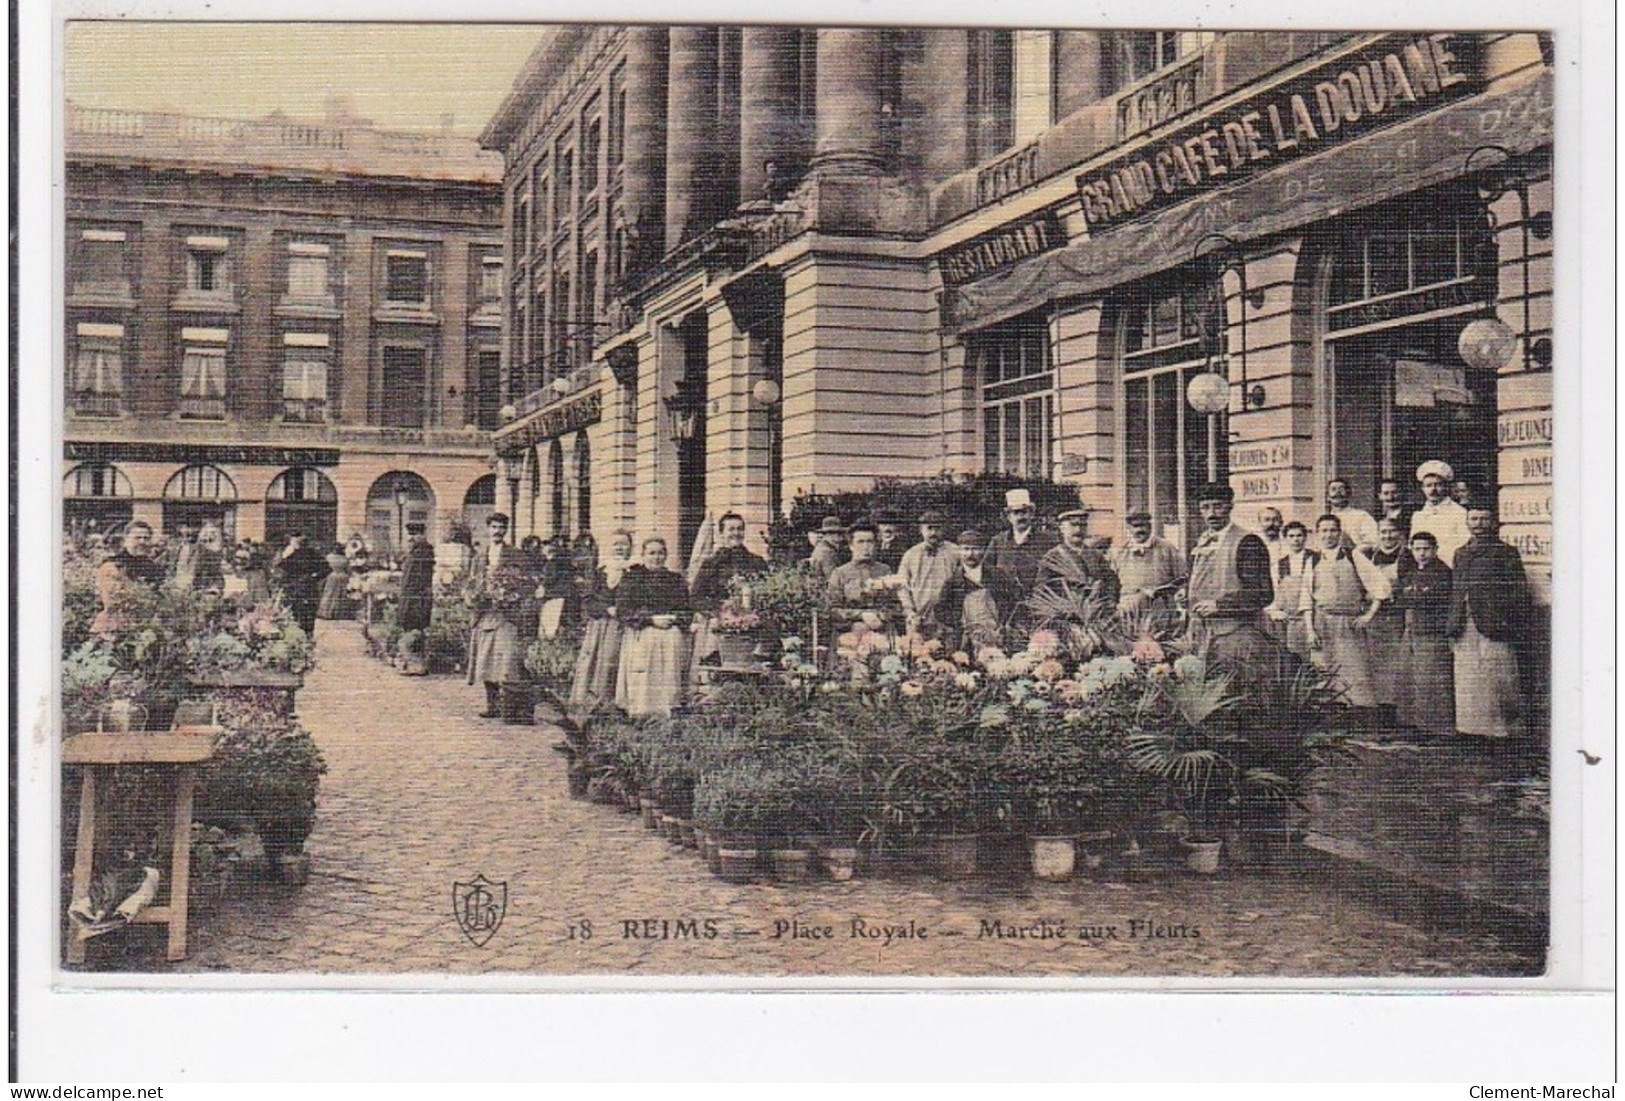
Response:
[266,467,339,549]
[162,464,238,540]
[63,461,134,535]
[574,432,591,537]
[549,438,566,537]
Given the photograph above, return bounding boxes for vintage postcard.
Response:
[15,0,1614,1081]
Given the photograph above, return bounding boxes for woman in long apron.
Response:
[569,531,634,712]
[614,538,693,718]
[1394,531,1455,736]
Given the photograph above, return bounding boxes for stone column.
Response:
[920,30,972,182]
[1053,31,1106,120]
[664,26,719,250]
[622,26,668,272]
[739,26,802,206]
[813,28,887,175]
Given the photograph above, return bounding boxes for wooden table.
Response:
[64,731,218,963]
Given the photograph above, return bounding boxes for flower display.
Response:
[714,601,763,635]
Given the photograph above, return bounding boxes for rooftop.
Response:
[67,101,505,185]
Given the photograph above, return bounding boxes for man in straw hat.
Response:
[986,487,1057,595]
[1413,459,1471,567]
[1185,482,1276,678]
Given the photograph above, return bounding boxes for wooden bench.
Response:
[64,731,218,964]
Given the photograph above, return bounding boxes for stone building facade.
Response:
[481,28,1553,602]
[64,104,506,556]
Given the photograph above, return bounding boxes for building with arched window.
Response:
[64,103,508,553]
[482,29,1553,610]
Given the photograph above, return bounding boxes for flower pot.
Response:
[679,820,698,849]
[639,798,660,831]
[1028,835,1077,881]
[1181,837,1223,875]
[662,814,686,846]
[499,683,535,725]
[716,845,759,883]
[820,846,859,882]
[929,833,979,879]
[717,633,758,667]
[566,769,591,801]
[274,853,311,888]
[770,847,812,883]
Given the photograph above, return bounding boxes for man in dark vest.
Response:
[1185,482,1275,681]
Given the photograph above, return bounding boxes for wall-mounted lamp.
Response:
[1191,232,1262,402]
[1465,144,1551,373]
[1245,384,1267,410]
[751,379,781,407]
[664,376,706,443]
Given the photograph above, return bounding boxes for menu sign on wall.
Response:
[1076,33,1484,230]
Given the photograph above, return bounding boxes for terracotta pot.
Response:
[820,846,859,882]
[662,814,686,846]
[1028,835,1077,881]
[1181,837,1223,875]
[770,848,812,883]
[717,846,759,883]
[718,633,757,667]
[929,833,979,879]
[274,853,311,888]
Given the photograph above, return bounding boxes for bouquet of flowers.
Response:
[482,563,534,610]
[714,600,762,635]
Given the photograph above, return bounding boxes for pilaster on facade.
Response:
[1224,240,1319,523]
[778,250,940,498]
[1490,170,1554,600]
[701,298,775,555]
[1051,303,1115,529]
[634,325,683,555]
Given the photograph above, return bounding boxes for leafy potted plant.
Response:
[692,760,795,883]
[713,599,764,667]
[1123,656,1244,874]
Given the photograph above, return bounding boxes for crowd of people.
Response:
[73,454,1541,747]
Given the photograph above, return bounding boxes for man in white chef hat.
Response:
[1412,459,1472,567]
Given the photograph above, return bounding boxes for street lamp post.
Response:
[393,483,407,560]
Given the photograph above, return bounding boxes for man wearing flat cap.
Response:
[940,528,1021,653]
[898,509,962,640]
[1413,459,1471,567]
[986,488,1058,596]
[806,515,848,581]
[1036,507,1120,610]
[1110,507,1186,632]
[1186,482,1276,678]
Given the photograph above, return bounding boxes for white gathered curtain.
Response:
[72,342,122,393]
[180,347,227,397]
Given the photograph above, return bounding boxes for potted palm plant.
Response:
[1123,657,1245,874]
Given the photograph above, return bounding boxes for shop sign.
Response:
[938,209,1066,286]
[1229,439,1296,471]
[1498,485,1552,523]
[498,390,602,453]
[976,143,1043,205]
[1327,279,1485,333]
[1501,524,1552,564]
[64,441,340,466]
[1076,33,1483,230]
[1236,471,1287,499]
[1497,445,1551,486]
[1497,411,1552,446]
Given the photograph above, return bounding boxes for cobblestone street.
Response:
[123,623,1539,979]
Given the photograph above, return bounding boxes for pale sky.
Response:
[64,23,549,137]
